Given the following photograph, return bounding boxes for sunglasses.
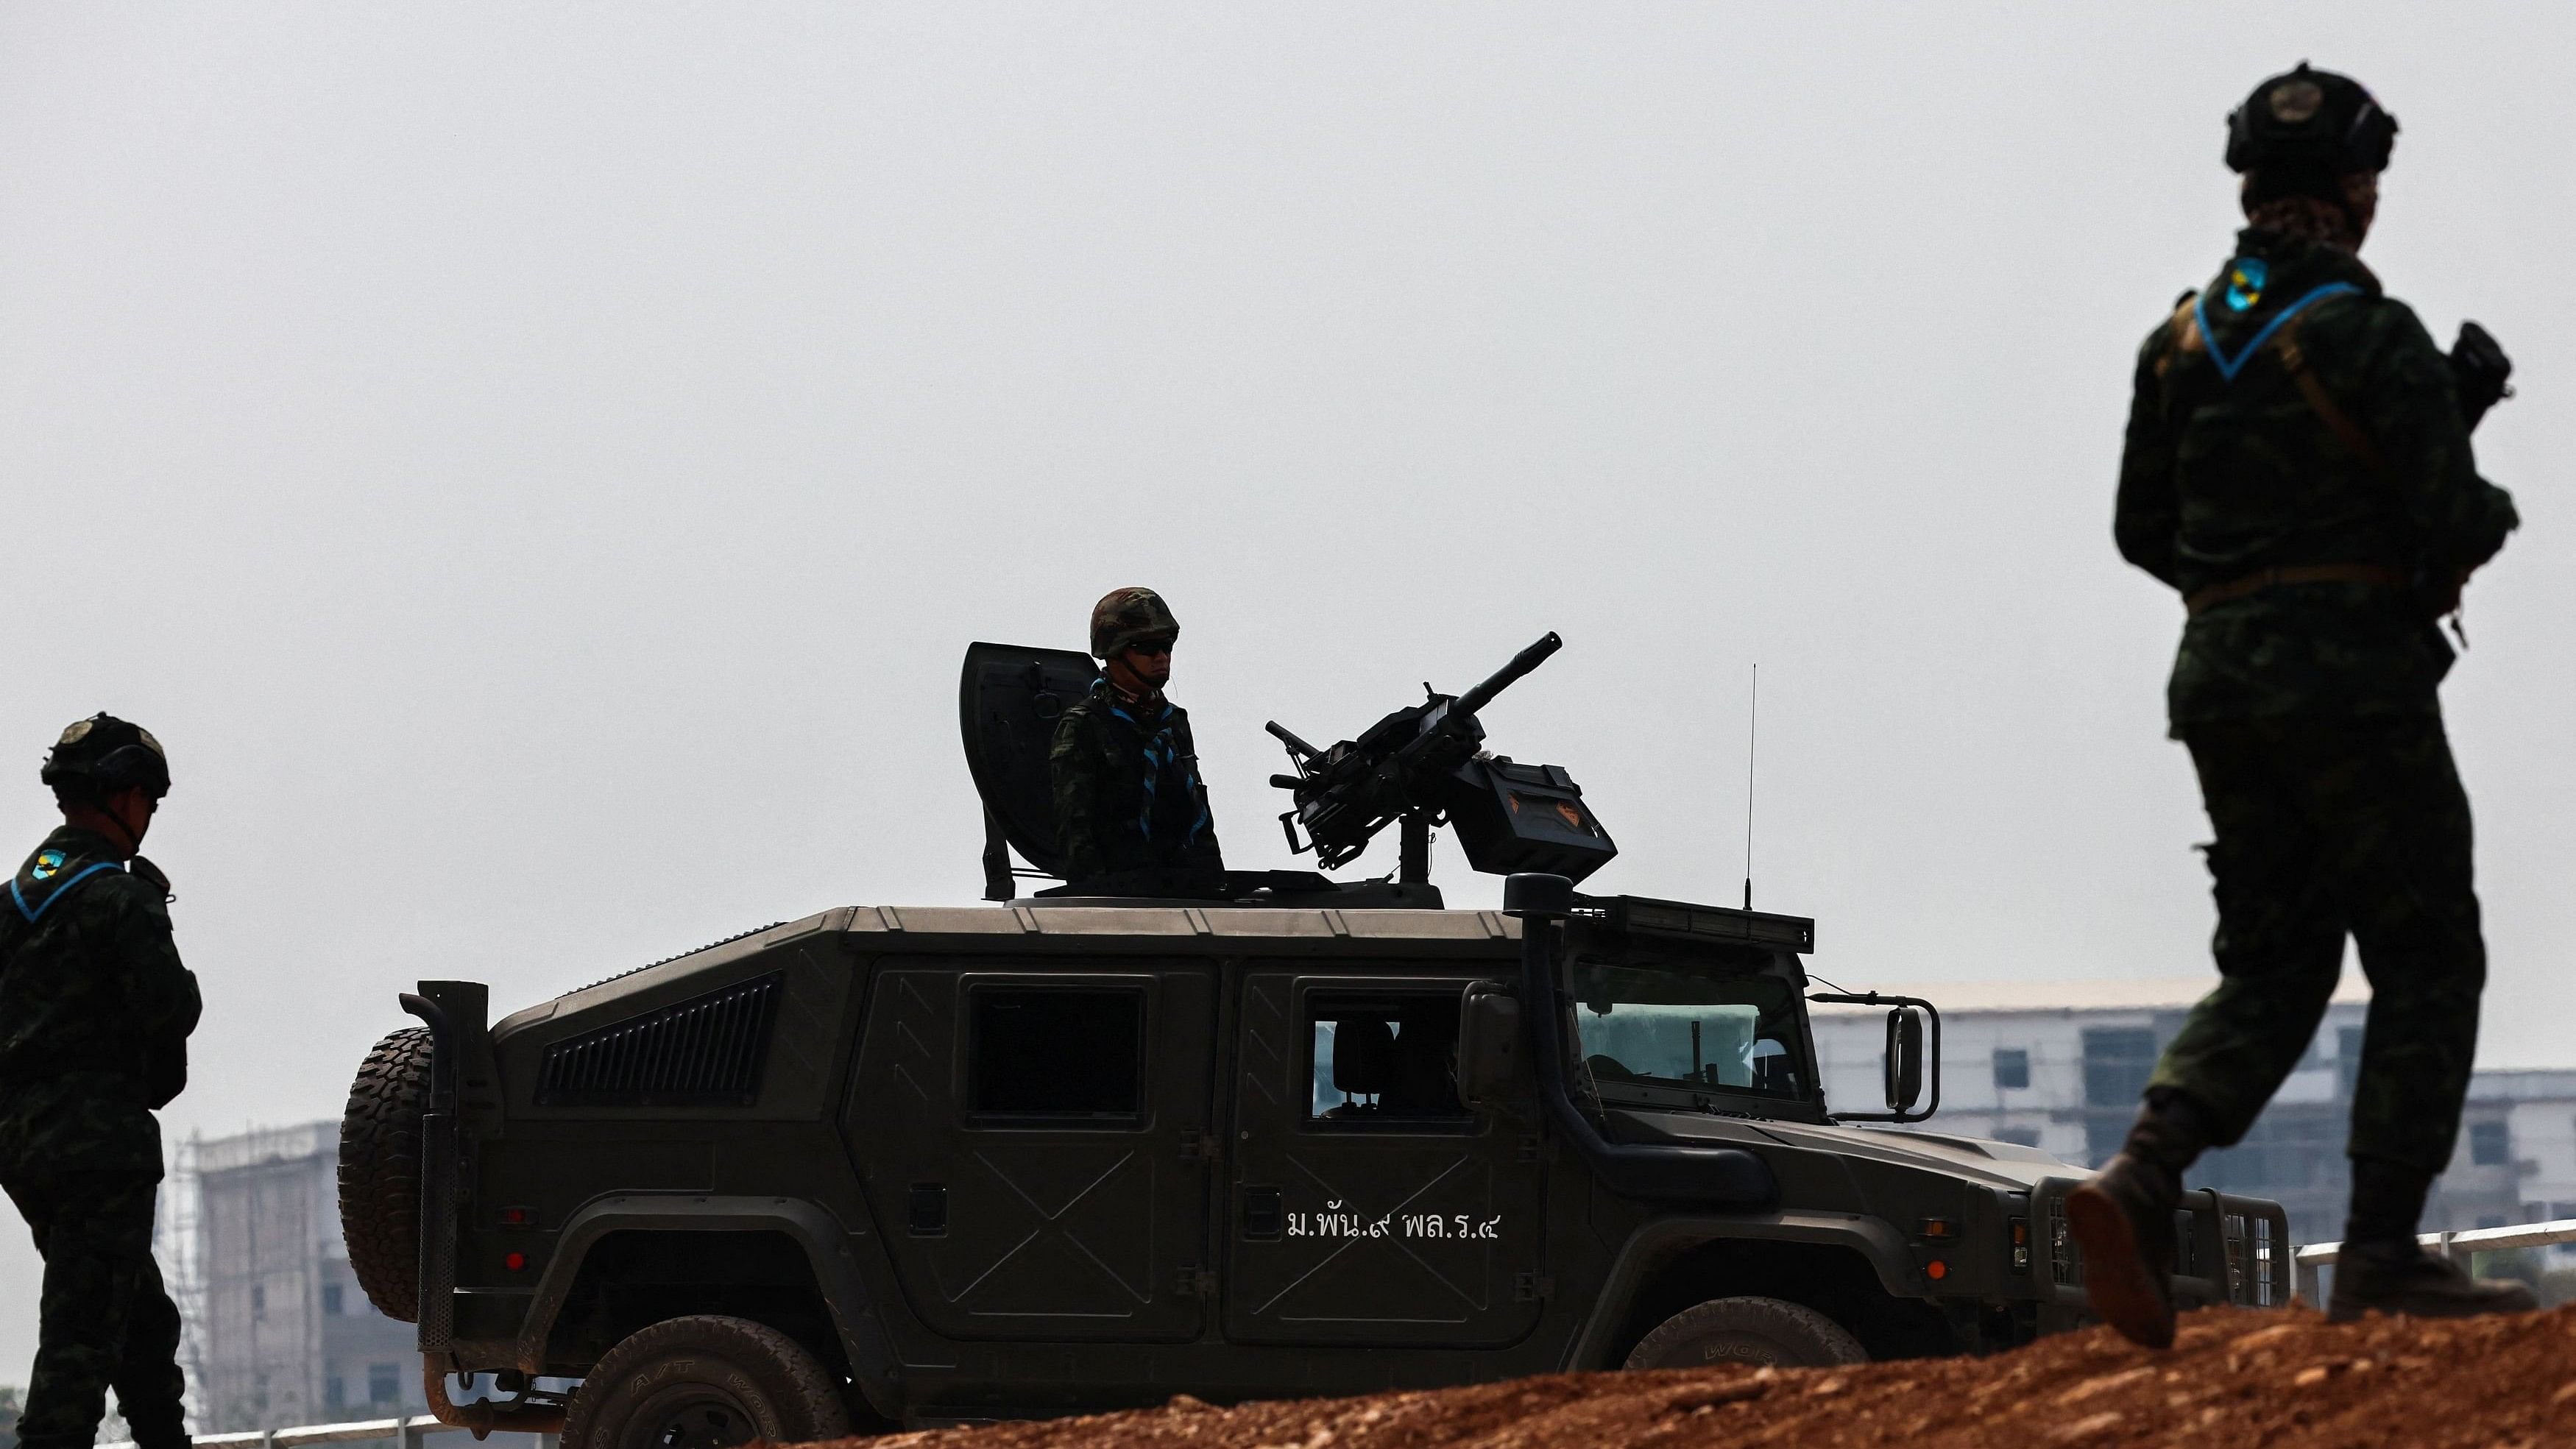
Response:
[1128,637,1176,656]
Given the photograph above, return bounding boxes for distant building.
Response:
[185,1123,425,1433]
[1810,979,2569,1248]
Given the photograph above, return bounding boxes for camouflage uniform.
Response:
[2115,227,2518,1174]
[1048,684,1222,885]
[1,826,200,1449]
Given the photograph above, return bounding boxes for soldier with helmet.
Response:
[1048,588,1224,890]
[1,715,199,1449]
[2076,64,2527,1346]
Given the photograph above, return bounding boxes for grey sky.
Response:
[3,2,2569,1387]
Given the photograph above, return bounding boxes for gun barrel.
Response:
[1266,720,1326,762]
[1451,632,1563,719]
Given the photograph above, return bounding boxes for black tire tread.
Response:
[338,1026,433,1322]
[1623,1294,1869,1370]
[563,1314,849,1449]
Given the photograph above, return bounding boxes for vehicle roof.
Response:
[843,903,1524,943]
[504,904,1532,1032]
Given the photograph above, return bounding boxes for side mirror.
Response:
[1809,988,1940,1123]
[1456,984,1523,1108]
[1883,1007,1925,1116]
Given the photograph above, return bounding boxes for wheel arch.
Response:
[514,1195,903,1420]
[1566,1212,1950,1368]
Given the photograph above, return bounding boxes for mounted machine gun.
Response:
[1267,631,1616,885]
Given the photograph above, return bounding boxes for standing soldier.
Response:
[2074,65,2527,1347]
[1,715,199,1449]
[1049,587,1223,890]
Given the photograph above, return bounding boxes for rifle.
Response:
[1267,632,1615,884]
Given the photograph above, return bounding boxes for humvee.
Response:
[337,640,2290,1445]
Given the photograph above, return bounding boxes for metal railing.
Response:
[101,1419,559,1449]
[2292,1216,2576,1304]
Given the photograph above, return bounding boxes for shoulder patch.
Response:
[10,855,125,925]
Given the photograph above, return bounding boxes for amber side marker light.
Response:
[1918,1217,1957,1239]
[2008,1216,2032,1273]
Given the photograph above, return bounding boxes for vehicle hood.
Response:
[1616,1108,2084,1191]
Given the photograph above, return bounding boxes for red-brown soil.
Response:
[820,1303,2576,1449]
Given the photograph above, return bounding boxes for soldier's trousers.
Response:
[2148,712,2484,1176]
[0,1163,188,1449]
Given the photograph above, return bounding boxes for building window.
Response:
[2338,1026,2368,1095]
[322,1283,344,1316]
[967,987,1144,1119]
[1992,1048,2030,1092]
[2081,1028,2159,1106]
[2469,1120,2511,1167]
[327,1375,346,1410]
[368,1364,400,1404]
[250,1284,266,1319]
[2080,1027,2161,1166]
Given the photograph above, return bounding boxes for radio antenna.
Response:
[1743,663,1758,911]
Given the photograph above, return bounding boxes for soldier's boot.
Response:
[2326,1156,2538,1323]
[2067,1091,2213,1350]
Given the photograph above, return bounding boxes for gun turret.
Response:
[1267,632,1616,884]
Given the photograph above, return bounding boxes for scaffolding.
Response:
[159,1133,213,1434]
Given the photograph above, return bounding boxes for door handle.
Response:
[1242,1186,1283,1241]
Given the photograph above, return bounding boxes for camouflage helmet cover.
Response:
[40,712,171,801]
[1089,587,1180,661]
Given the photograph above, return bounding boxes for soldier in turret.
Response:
[1048,587,1223,890]
[1,715,199,1449]
[2075,64,2528,1348]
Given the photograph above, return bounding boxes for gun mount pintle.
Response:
[1267,631,1616,886]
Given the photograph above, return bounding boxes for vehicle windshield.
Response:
[1569,955,1811,1100]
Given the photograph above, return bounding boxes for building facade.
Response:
[1809,979,2567,1249]
[185,1123,425,1433]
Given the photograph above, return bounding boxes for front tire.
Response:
[1623,1295,1867,1370]
[564,1315,850,1449]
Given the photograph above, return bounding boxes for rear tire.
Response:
[338,1027,434,1322]
[1623,1294,1867,1370]
[565,1315,850,1449]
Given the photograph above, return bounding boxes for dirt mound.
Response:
[824,1304,2576,1448]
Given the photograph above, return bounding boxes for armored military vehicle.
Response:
[338,637,2290,1445]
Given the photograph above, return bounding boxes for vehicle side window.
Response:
[1305,992,1467,1125]
[969,987,1144,1121]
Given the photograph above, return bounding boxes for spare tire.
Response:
[339,1026,433,1322]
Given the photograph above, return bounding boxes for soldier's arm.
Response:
[2355,301,2518,575]
[2114,324,2184,589]
[1050,712,1106,882]
[105,877,202,1108]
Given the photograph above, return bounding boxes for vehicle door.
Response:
[843,959,1218,1342]
[1223,968,1546,1347]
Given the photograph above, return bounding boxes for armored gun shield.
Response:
[1438,757,1616,882]
[959,640,1101,881]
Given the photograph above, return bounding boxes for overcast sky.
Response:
[4,2,2570,1390]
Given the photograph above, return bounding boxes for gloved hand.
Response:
[2449,322,2514,430]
